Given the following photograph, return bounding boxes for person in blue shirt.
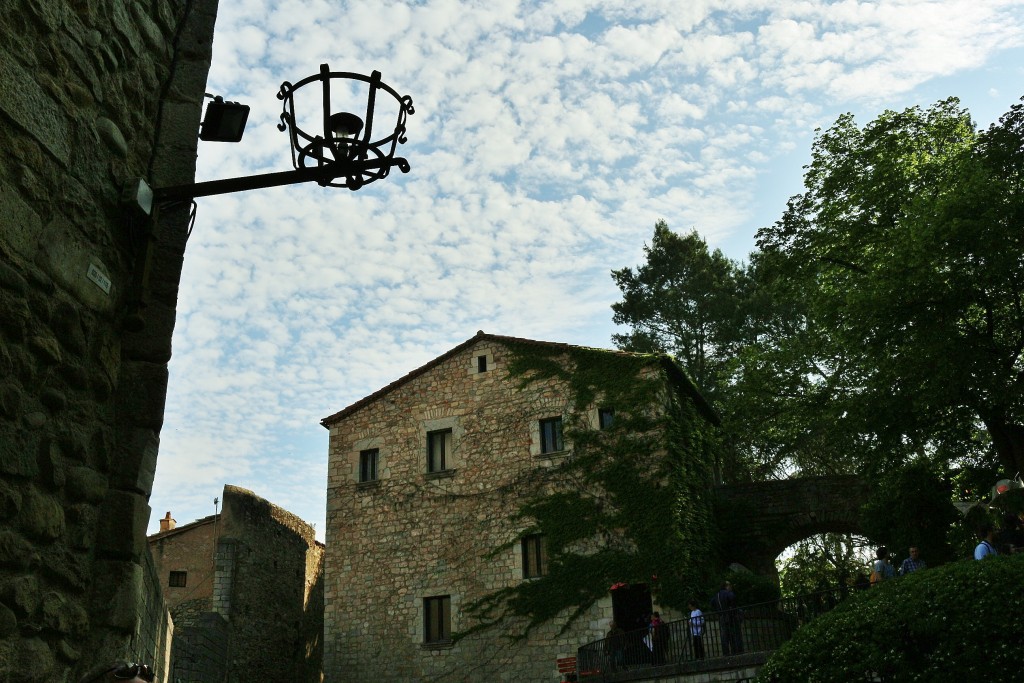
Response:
[975,522,999,560]
[898,546,926,575]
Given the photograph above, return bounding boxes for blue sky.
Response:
[148,0,1024,540]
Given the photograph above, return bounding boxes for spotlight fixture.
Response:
[199,95,250,142]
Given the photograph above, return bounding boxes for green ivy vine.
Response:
[460,341,722,640]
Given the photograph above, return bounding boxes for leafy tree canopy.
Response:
[757,97,1024,478]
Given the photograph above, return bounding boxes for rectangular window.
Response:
[477,355,488,372]
[424,595,451,643]
[359,448,379,482]
[539,417,564,454]
[598,408,615,430]
[169,571,187,588]
[427,429,452,472]
[522,534,548,578]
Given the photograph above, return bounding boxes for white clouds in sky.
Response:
[149,0,1024,538]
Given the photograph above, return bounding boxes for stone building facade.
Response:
[149,513,218,622]
[148,485,325,683]
[321,332,712,682]
[0,0,219,680]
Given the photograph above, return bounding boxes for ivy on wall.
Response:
[461,342,721,639]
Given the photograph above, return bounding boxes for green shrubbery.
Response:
[757,554,1024,681]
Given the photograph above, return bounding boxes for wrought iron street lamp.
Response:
[147,64,414,207]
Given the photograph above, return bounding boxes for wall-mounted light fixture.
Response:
[135,64,414,212]
[199,95,250,142]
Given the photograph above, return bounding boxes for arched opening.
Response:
[774,532,874,598]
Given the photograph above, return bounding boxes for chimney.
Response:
[159,511,176,532]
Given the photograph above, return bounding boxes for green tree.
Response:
[611,220,746,406]
[756,97,1024,478]
[859,460,959,568]
[777,533,871,598]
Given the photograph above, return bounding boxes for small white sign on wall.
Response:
[86,263,112,294]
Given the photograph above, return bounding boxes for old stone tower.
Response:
[0,1,219,680]
[149,485,324,683]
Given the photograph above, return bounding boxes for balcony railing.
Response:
[575,587,848,681]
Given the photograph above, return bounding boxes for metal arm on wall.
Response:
[138,64,414,210]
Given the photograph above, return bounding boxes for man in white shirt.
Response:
[688,600,705,660]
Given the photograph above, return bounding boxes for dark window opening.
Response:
[359,448,379,482]
[477,355,488,372]
[424,595,451,643]
[599,408,615,430]
[522,534,548,578]
[169,571,187,588]
[427,429,452,472]
[540,417,564,454]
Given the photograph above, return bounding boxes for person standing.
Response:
[713,581,743,656]
[870,547,895,586]
[649,611,669,665]
[688,600,705,660]
[898,546,926,576]
[604,621,626,671]
[975,522,999,560]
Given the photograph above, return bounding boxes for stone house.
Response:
[321,331,718,682]
[148,485,324,683]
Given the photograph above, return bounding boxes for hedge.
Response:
[757,553,1024,682]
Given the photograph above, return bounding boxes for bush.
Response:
[757,553,1024,682]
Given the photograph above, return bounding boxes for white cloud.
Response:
[151,0,1024,539]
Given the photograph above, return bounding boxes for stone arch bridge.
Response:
[714,475,873,576]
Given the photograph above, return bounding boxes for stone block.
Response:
[0,260,28,294]
[36,438,66,489]
[110,428,158,495]
[20,485,65,541]
[0,602,17,637]
[0,50,71,165]
[115,362,168,431]
[90,559,143,631]
[42,547,91,593]
[2,574,40,617]
[130,2,167,55]
[123,299,175,363]
[0,635,56,682]
[0,432,39,479]
[42,591,89,636]
[64,504,97,551]
[0,181,44,262]
[0,480,22,520]
[0,530,36,570]
[0,381,23,420]
[66,466,108,503]
[38,220,118,314]
[51,300,87,357]
[95,490,150,560]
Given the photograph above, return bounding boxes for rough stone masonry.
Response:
[0,1,218,680]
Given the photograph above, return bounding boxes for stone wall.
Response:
[217,485,324,683]
[0,1,218,680]
[322,337,687,682]
[146,487,324,683]
[714,476,872,576]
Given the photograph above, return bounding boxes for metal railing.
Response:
[576,588,847,679]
